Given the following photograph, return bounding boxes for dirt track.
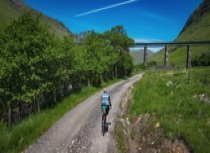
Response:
[24,74,143,153]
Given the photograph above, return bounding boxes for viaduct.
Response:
[133,40,210,68]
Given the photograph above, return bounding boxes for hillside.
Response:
[149,0,210,67]
[130,49,154,65]
[0,0,73,37]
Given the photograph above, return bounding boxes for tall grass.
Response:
[114,117,127,153]
[130,67,210,152]
[0,79,120,153]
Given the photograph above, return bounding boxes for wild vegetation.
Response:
[128,68,210,153]
[192,52,210,66]
[115,68,210,153]
[0,12,134,127]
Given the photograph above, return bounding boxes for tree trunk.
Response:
[115,65,118,78]
[101,74,103,83]
[88,78,90,87]
[37,98,40,113]
[53,92,57,104]
[8,102,11,128]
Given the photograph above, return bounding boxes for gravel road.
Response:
[24,74,143,153]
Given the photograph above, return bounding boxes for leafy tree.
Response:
[104,25,134,77]
[0,12,57,124]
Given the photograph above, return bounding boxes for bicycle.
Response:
[101,105,108,136]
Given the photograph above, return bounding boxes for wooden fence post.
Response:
[186,45,191,69]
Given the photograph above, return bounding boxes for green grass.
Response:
[114,118,127,153]
[130,67,210,153]
[0,78,121,153]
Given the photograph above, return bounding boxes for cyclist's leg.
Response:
[106,105,110,123]
[101,104,105,121]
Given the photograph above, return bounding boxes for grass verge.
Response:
[0,78,121,153]
[114,117,127,153]
[130,67,210,153]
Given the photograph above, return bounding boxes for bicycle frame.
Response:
[101,105,107,136]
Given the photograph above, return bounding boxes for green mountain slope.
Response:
[149,0,210,67]
[130,49,154,65]
[0,0,19,22]
[0,0,73,37]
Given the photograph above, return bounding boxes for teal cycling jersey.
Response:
[101,93,110,105]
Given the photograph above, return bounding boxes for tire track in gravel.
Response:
[24,74,143,153]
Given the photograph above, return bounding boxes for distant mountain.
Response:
[149,0,210,67]
[130,49,154,65]
[0,0,73,37]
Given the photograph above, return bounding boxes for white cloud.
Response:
[75,0,138,17]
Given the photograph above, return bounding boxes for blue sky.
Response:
[23,0,203,44]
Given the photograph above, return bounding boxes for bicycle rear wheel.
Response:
[102,113,106,136]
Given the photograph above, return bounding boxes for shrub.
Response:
[192,52,210,66]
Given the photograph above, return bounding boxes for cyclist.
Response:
[101,88,112,123]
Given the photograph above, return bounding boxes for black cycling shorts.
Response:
[101,104,110,115]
